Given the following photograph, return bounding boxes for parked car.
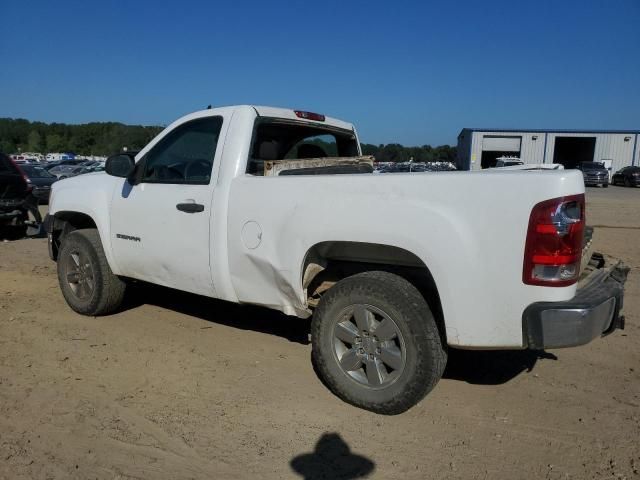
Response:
[48,165,87,179]
[45,106,628,414]
[18,164,58,203]
[578,161,609,187]
[77,160,101,167]
[611,166,640,187]
[0,152,42,238]
[80,164,105,174]
[45,159,83,171]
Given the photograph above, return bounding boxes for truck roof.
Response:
[251,105,355,132]
[172,105,355,133]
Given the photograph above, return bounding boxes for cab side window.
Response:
[142,116,222,184]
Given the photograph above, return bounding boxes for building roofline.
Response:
[460,128,640,135]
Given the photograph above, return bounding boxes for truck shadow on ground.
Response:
[124,283,557,384]
[124,282,312,344]
[444,348,558,385]
[290,433,374,480]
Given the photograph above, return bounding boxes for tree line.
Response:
[0,118,457,162]
[361,143,457,163]
[0,118,163,156]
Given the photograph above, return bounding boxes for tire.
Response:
[603,183,608,188]
[57,228,126,316]
[311,271,447,415]
[624,178,631,187]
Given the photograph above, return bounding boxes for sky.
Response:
[1,0,639,146]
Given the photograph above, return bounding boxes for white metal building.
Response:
[457,129,639,172]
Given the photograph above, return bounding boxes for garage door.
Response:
[482,136,521,152]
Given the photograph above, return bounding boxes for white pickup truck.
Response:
[44,105,628,414]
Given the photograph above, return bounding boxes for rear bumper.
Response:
[522,259,629,349]
[584,179,609,186]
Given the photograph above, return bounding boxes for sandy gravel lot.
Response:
[1,187,639,479]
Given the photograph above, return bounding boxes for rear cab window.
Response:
[246,118,360,175]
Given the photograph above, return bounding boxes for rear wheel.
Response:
[311,271,446,415]
[57,229,126,315]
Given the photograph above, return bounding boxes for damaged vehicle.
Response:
[44,106,628,414]
[0,152,42,239]
[17,164,57,204]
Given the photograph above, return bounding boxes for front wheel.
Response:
[57,229,126,316]
[311,271,446,415]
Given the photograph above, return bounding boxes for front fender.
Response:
[49,174,121,275]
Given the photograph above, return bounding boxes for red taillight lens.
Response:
[523,194,585,286]
[294,110,325,122]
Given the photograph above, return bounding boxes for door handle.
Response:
[176,202,205,213]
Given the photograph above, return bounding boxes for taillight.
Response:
[523,194,585,286]
[294,110,325,122]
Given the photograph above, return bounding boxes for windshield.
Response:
[581,162,604,170]
[21,165,55,178]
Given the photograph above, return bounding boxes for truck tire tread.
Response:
[57,228,126,316]
[311,271,447,415]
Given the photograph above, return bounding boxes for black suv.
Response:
[0,153,42,238]
[578,161,609,188]
[612,166,640,187]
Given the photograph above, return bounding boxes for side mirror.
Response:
[105,154,136,178]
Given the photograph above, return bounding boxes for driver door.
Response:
[110,115,224,297]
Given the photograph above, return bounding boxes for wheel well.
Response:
[49,211,97,260]
[303,241,446,343]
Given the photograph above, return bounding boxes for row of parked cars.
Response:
[577,162,640,188]
[10,159,106,203]
[373,161,457,173]
[492,159,639,188]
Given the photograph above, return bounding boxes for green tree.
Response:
[27,130,43,152]
[0,139,16,153]
[46,133,64,152]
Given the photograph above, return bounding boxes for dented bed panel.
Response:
[225,170,585,348]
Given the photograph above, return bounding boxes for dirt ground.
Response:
[1,187,639,480]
